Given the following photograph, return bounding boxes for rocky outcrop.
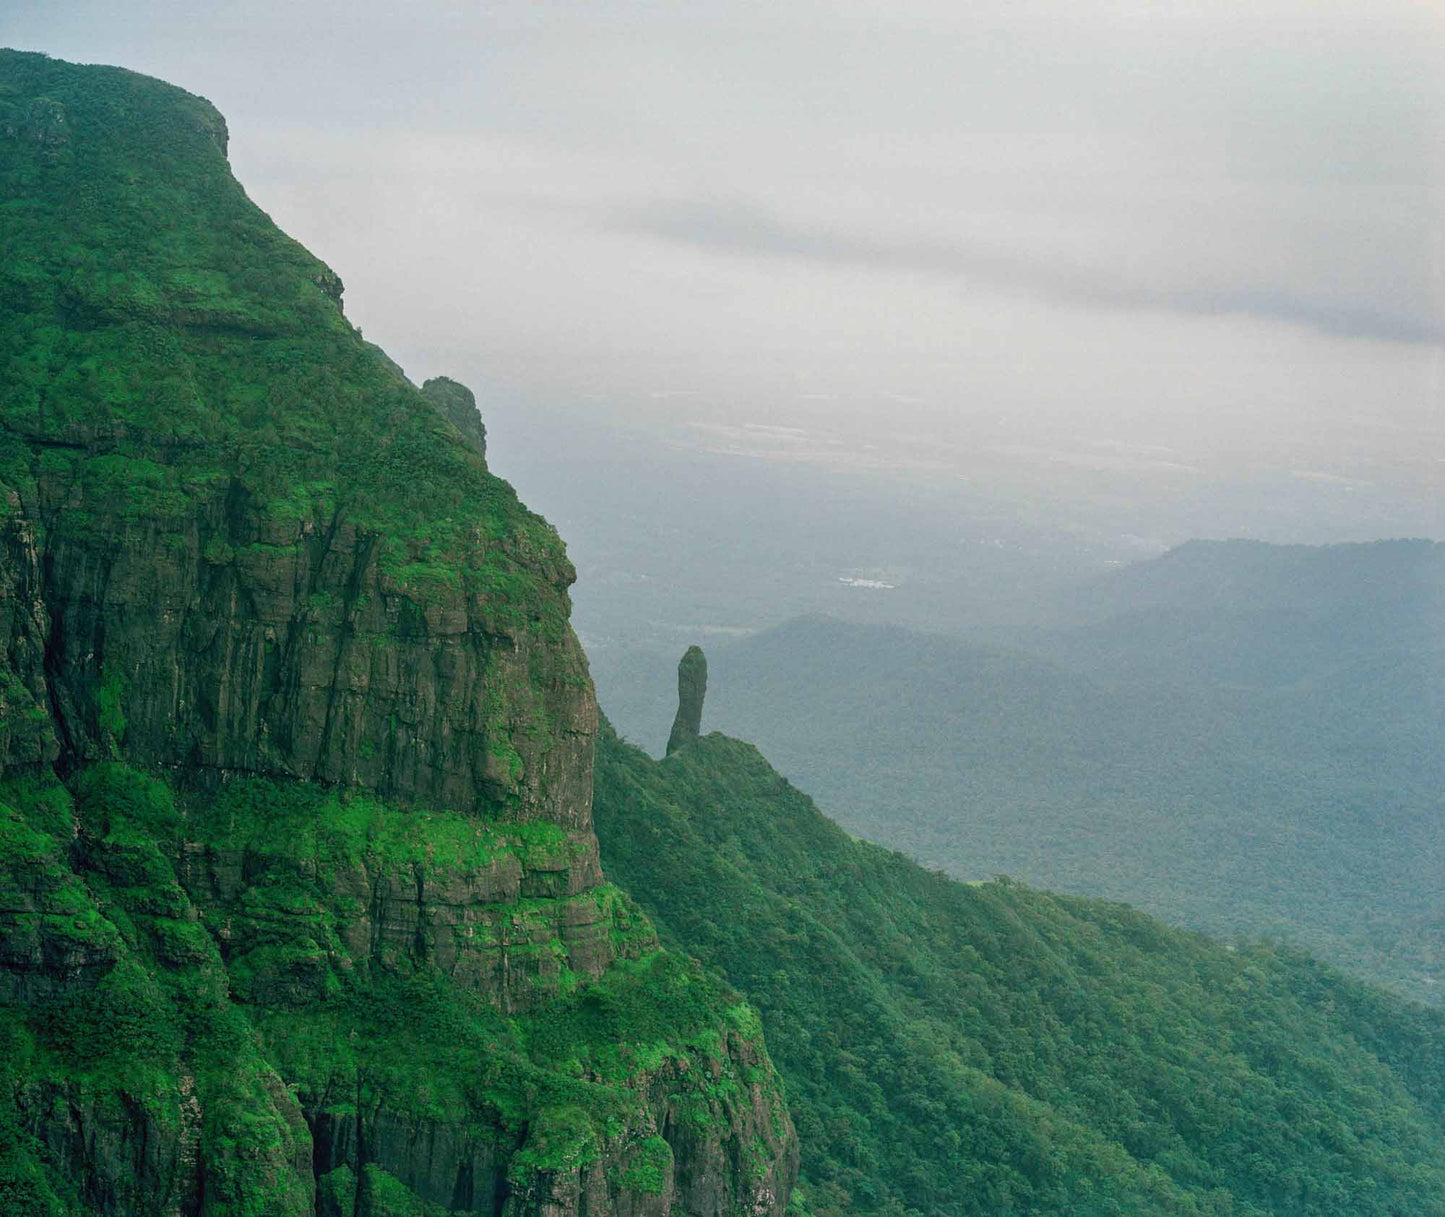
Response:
[424,375,488,458]
[308,1020,798,1217]
[0,496,59,773]
[503,1027,798,1217]
[665,646,707,757]
[175,824,628,1014]
[21,1066,313,1217]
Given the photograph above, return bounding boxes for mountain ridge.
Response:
[593,538,1445,1005]
[594,718,1445,1217]
[4,49,1443,1217]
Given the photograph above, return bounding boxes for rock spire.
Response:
[666,645,708,755]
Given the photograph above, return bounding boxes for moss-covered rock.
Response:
[0,50,587,829]
[422,377,487,460]
[0,51,796,1217]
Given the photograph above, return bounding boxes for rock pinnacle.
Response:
[666,645,708,756]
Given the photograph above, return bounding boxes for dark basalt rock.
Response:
[665,646,707,757]
[17,482,595,829]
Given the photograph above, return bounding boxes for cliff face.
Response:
[0,51,795,1217]
[6,471,595,829]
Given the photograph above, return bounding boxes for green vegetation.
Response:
[603,600,1445,1006]
[0,770,315,1217]
[0,48,526,553]
[0,51,797,1215]
[595,721,1445,1217]
[95,666,125,748]
[0,50,792,1216]
[610,1135,672,1194]
[9,46,1443,1217]
[0,761,780,1213]
[0,49,586,780]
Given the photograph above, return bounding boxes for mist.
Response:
[8,0,1442,646]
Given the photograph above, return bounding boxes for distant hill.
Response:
[595,723,1445,1217]
[1038,538,1445,688]
[595,540,1445,1005]
[1067,537,1443,618]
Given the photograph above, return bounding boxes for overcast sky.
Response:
[6,1,1443,529]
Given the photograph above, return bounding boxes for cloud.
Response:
[612,197,1443,346]
[7,0,1443,523]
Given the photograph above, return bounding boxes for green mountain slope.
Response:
[0,51,795,1216]
[595,722,1445,1217]
[597,585,1445,1006]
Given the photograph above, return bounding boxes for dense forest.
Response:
[595,721,1445,1217]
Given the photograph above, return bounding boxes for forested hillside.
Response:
[595,722,1445,1217]
[5,43,1442,1217]
[596,541,1445,1005]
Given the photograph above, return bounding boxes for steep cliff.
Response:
[0,51,795,1217]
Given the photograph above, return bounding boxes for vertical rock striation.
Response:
[0,50,795,1217]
